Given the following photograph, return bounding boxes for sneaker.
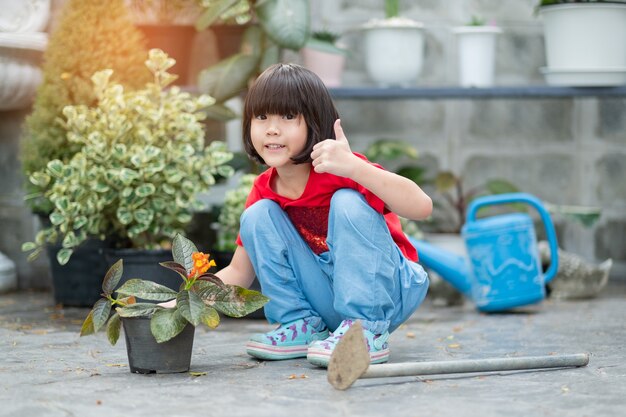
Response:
[246,317,329,360]
[307,319,390,368]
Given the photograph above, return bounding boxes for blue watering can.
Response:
[413,193,559,312]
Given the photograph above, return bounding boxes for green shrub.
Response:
[23,49,234,265]
[21,0,150,213]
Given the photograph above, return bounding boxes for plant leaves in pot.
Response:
[22,49,236,294]
[80,234,269,374]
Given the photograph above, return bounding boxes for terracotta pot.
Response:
[301,47,345,87]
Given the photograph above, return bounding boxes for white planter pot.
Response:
[453,26,501,87]
[362,18,425,87]
[539,3,626,86]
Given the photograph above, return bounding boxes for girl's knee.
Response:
[330,188,364,207]
[240,199,281,234]
[330,189,377,225]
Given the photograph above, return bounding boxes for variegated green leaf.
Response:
[172,234,197,274]
[177,290,206,327]
[201,305,220,329]
[116,207,133,225]
[47,159,64,178]
[135,183,156,198]
[56,248,73,265]
[106,312,121,346]
[102,259,123,295]
[150,308,189,343]
[92,298,112,332]
[116,303,161,318]
[194,280,269,318]
[159,261,188,280]
[80,310,95,337]
[116,279,178,301]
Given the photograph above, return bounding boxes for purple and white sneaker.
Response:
[246,317,329,360]
[307,319,390,368]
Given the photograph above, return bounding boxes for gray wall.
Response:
[1,0,625,290]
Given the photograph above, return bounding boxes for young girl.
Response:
[215,63,432,367]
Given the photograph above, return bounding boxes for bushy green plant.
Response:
[21,0,150,214]
[215,174,257,251]
[22,49,234,265]
[80,234,268,344]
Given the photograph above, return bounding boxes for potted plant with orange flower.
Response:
[80,234,268,374]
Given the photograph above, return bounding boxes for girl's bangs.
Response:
[247,70,306,117]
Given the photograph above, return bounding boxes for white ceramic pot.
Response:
[453,26,501,87]
[362,18,425,87]
[539,3,626,86]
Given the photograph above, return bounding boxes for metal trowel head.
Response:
[327,320,371,390]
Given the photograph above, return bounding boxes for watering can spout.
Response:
[411,239,472,296]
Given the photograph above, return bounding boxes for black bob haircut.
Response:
[242,63,340,165]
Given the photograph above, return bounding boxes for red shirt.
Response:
[236,153,418,262]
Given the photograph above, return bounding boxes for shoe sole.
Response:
[246,341,309,360]
[307,347,390,368]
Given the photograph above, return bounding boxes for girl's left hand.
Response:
[311,119,360,178]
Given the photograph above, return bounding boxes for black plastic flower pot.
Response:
[47,238,110,307]
[121,317,194,374]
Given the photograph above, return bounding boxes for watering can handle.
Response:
[465,193,559,283]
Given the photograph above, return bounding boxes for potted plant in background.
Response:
[452,15,502,87]
[20,0,150,303]
[300,30,347,87]
[360,0,425,86]
[537,0,626,86]
[80,234,268,374]
[22,49,234,306]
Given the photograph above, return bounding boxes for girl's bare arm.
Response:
[214,245,256,288]
[311,119,432,220]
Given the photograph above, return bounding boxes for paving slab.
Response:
[0,284,625,417]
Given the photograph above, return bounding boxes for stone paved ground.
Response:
[1,284,625,417]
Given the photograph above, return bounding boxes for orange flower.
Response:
[188,252,216,277]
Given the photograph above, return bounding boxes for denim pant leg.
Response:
[328,189,429,334]
[239,199,342,329]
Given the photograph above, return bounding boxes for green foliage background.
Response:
[21,0,150,213]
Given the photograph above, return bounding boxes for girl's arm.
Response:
[214,245,256,288]
[311,119,433,221]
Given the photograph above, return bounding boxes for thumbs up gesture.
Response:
[311,119,359,178]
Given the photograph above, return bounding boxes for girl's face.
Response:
[250,112,308,169]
